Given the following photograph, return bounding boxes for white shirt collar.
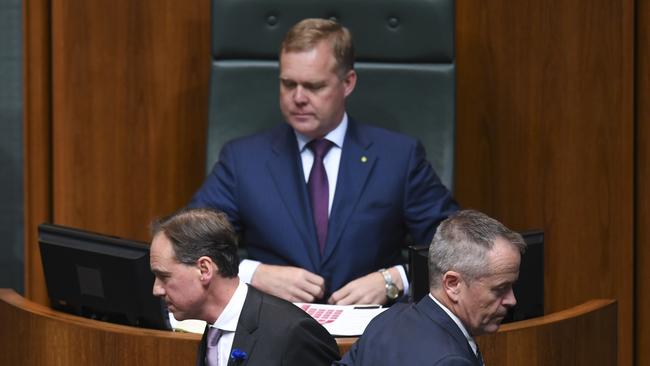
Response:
[211,279,248,332]
[295,113,348,151]
[429,293,479,355]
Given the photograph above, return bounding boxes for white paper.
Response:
[295,303,387,336]
[168,312,206,334]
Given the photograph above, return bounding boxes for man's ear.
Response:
[442,271,463,302]
[196,256,217,282]
[343,69,357,97]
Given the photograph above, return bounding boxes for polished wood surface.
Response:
[24,0,211,303]
[636,0,650,364]
[477,299,617,365]
[455,1,633,364]
[0,289,200,365]
[0,289,614,365]
[23,0,52,305]
[0,288,355,363]
[50,0,210,238]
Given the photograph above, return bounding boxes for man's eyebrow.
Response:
[151,268,170,276]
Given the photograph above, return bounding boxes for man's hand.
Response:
[327,267,403,305]
[251,263,326,303]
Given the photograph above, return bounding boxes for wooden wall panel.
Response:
[455,1,634,365]
[23,0,52,304]
[636,0,650,364]
[50,0,210,240]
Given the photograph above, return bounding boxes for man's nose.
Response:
[152,278,165,297]
[293,86,308,104]
[503,288,517,308]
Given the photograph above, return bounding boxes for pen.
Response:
[354,305,382,309]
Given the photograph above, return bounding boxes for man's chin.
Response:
[287,119,317,133]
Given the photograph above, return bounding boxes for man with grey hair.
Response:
[149,207,339,366]
[338,210,526,365]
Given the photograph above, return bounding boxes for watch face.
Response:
[386,284,399,300]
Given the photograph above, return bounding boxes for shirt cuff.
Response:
[238,259,261,284]
[395,265,410,296]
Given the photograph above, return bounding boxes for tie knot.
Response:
[307,139,333,159]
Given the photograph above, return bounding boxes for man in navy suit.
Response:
[338,210,526,365]
[189,18,459,305]
[149,208,339,366]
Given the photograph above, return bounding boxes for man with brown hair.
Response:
[189,18,458,305]
[149,208,339,365]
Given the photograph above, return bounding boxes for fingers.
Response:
[251,264,326,303]
[327,272,387,305]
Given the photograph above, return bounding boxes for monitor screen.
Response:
[408,230,544,323]
[38,223,171,330]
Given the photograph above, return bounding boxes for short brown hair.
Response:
[280,18,355,78]
[151,208,239,278]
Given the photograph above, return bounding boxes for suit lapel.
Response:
[417,296,480,365]
[266,125,320,270]
[323,120,375,263]
[196,324,209,366]
[228,286,261,366]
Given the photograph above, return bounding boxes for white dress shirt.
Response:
[208,280,248,366]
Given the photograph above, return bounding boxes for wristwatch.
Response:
[378,268,400,301]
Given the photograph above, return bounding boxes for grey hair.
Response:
[428,210,526,289]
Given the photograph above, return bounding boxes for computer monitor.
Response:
[38,223,171,330]
[408,230,544,323]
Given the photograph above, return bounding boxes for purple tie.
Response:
[205,327,223,366]
[307,139,333,254]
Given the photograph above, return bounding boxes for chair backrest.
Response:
[208,0,456,189]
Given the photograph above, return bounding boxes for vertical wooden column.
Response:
[635,0,650,364]
[23,0,52,304]
[455,1,634,365]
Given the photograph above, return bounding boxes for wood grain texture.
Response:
[455,1,633,365]
[0,289,354,363]
[477,299,617,365]
[0,289,200,365]
[636,0,650,364]
[23,0,52,304]
[50,0,210,241]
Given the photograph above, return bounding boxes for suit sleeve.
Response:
[187,142,243,231]
[434,355,479,366]
[282,317,340,366]
[403,140,459,245]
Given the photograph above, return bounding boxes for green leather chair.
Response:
[207,0,456,189]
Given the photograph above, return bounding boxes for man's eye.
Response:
[306,84,325,91]
[281,80,297,89]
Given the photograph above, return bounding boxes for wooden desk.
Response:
[477,298,617,365]
[0,289,353,365]
[0,289,615,365]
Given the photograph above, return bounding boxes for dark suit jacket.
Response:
[339,295,481,366]
[189,120,458,299]
[196,286,339,366]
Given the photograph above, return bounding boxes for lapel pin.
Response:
[361,156,368,163]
